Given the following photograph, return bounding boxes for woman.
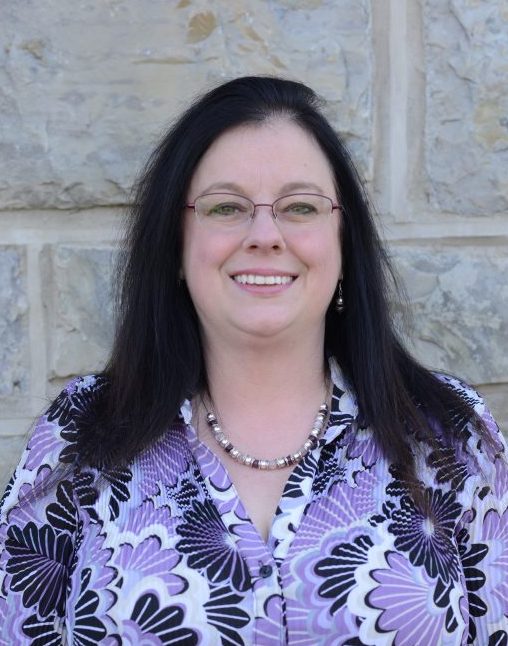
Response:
[1,76,506,644]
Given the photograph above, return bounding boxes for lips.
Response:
[232,274,295,286]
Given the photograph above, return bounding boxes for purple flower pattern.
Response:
[116,536,186,595]
[366,551,468,644]
[176,498,252,592]
[5,522,73,617]
[388,488,463,582]
[0,368,507,643]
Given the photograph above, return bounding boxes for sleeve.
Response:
[0,378,88,645]
[457,391,508,644]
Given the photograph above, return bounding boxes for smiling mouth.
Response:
[232,274,296,286]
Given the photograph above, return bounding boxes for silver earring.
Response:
[335,282,344,313]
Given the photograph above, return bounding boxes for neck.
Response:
[194,330,331,461]
[202,331,328,410]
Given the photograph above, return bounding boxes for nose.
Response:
[242,205,286,252]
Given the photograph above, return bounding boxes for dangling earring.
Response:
[335,281,344,313]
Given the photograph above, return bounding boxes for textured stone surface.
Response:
[0,247,29,401]
[44,245,116,379]
[392,243,508,385]
[424,1,508,215]
[0,0,372,209]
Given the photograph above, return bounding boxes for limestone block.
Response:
[424,1,508,214]
[204,0,374,172]
[0,247,29,403]
[44,245,116,379]
[0,0,372,209]
[0,434,28,493]
[391,243,508,385]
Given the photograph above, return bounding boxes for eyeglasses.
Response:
[186,193,340,228]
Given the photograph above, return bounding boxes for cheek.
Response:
[184,236,232,274]
[182,218,212,276]
[305,226,342,278]
[181,228,236,306]
[314,232,342,299]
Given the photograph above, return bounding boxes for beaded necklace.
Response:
[203,399,329,470]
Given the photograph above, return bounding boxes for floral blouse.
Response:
[1,365,507,645]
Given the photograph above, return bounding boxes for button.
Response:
[259,564,273,578]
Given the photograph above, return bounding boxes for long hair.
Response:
[78,76,484,488]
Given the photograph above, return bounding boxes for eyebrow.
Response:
[200,181,329,195]
[278,181,328,194]
[201,182,245,194]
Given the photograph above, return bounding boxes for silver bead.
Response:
[212,424,221,434]
[219,437,229,448]
[230,448,241,459]
[276,457,287,468]
[292,451,302,462]
[206,412,217,423]
[303,440,313,451]
[258,460,270,470]
[319,403,328,412]
[310,428,321,437]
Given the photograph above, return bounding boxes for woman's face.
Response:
[182,119,342,348]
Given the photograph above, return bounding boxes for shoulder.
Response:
[3,375,106,495]
[43,374,109,459]
[45,374,108,427]
[432,371,504,448]
[433,372,486,414]
[429,372,507,495]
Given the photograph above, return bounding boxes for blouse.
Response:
[0,363,507,645]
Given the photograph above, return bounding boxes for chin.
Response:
[235,314,314,341]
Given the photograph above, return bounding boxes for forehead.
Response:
[188,119,336,196]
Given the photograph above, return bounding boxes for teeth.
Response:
[233,274,294,285]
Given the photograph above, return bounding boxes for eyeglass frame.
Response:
[185,192,341,225]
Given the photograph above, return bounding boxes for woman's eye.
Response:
[209,202,246,216]
[285,202,317,215]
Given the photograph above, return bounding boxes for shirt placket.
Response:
[184,417,287,645]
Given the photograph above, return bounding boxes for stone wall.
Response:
[1,0,507,486]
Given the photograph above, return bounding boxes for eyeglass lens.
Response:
[194,193,333,225]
